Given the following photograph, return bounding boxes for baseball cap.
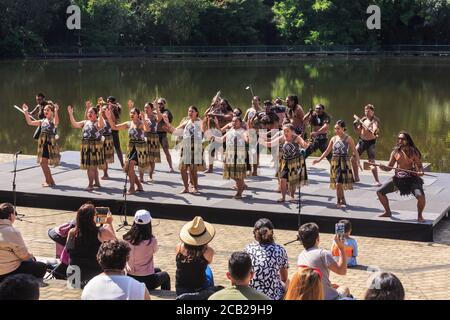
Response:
[134,210,152,225]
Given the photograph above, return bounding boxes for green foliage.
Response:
[1,0,450,57]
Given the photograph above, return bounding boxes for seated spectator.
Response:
[0,203,47,282]
[365,272,405,300]
[331,219,358,267]
[175,216,216,298]
[297,222,350,300]
[47,220,76,280]
[209,252,270,300]
[123,210,170,291]
[82,240,150,300]
[285,267,324,300]
[65,203,116,288]
[244,218,289,300]
[0,274,40,300]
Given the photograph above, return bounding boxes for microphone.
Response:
[15,150,22,156]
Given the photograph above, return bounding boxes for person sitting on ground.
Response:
[331,219,358,267]
[82,240,151,300]
[244,218,289,300]
[123,210,170,291]
[65,203,116,288]
[297,222,350,300]
[364,272,405,300]
[0,274,40,300]
[0,203,47,283]
[208,252,270,300]
[175,216,216,298]
[284,267,324,300]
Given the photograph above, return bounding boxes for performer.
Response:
[105,106,150,194]
[22,102,60,187]
[140,101,162,183]
[352,104,381,186]
[313,120,360,208]
[156,98,175,173]
[376,131,426,222]
[203,94,233,173]
[164,106,205,194]
[107,96,124,168]
[68,105,105,191]
[303,104,332,162]
[29,93,47,120]
[260,124,309,203]
[213,116,249,199]
[285,95,305,138]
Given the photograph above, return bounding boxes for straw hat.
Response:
[179,216,215,246]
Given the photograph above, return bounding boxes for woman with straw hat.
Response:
[175,216,216,297]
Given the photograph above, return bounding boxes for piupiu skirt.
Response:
[330,155,354,190]
[103,134,115,164]
[80,139,106,170]
[37,132,60,167]
[145,132,161,163]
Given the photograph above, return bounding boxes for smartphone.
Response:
[335,223,346,240]
[95,207,109,224]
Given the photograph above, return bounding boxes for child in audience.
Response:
[331,219,358,267]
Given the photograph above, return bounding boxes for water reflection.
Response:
[1,57,449,172]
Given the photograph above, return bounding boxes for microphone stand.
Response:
[116,158,132,232]
[12,152,19,215]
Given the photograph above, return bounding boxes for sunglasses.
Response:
[297,265,323,279]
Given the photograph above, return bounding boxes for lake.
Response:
[0,57,449,172]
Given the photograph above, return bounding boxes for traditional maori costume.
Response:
[392,170,424,196]
[279,135,308,190]
[145,117,161,163]
[80,120,106,170]
[101,120,115,164]
[126,122,150,170]
[330,135,354,190]
[223,128,247,180]
[37,119,60,167]
[179,119,205,171]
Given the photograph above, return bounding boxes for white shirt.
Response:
[81,274,146,300]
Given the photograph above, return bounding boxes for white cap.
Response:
[134,210,152,225]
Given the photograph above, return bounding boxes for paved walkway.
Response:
[11,206,450,300]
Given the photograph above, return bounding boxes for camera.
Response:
[335,222,346,240]
[95,207,110,224]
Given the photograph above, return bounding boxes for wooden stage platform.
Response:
[0,151,448,242]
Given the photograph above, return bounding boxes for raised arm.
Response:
[67,105,85,129]
[104,109,128,130]
[22,104,41,126]
[54,104,59,127]
[97,111,105,130]
[84,101,92,120]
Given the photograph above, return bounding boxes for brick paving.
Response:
[10,206,450,300]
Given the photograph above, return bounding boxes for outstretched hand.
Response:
[67,105,74,114]
[85,101,92,109]
[128,100,134,109]
[22,104,29,112]
[54,104,59,112]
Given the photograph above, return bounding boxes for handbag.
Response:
[33,126,42,140]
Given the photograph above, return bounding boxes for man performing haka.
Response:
[376,131,426,222]
[303,104,332,162]
[352,104,381,186]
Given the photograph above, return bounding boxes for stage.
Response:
[0,151,448,242]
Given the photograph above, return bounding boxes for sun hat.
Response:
[179,216,215,246]
[134,209,152,225]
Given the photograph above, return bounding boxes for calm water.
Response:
[0,57,449,172]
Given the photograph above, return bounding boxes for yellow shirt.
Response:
[0,219,31,275]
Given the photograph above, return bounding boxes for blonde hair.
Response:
[285,268,324,300]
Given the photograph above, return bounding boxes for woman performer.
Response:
[212,116,249,199]
[105,106,150,194]
[22,102,61,187]
[313,120,360,208]
[67,105,105,191]
[164,106,205,194]
[260,124,309,203]
[139,101,163,183]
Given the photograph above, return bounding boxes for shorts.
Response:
[158,132,170,149]
[42,142,50,159]
[357,138,376,160]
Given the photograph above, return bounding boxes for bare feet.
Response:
[277,198,285,203]
[86,185,94,191]
[93,184,101,188]
[354,178,360,183]
[289,197,297,203]
[42,183,50,188]
[373,182,382,187]
[192,188,199,194]
[418,216,425,223]
[252,171,257,176]
[137,188,144,192]
[169,168,175,173]
[379,211,392,218]
[180,188,189,194]
[233,194,243,199]
[101,176,109,180]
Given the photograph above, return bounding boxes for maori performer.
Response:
[284,95,305,138]
[22,102,60,187]
[165,106,205,194]
[29,93,47,120]
[260,123,309,203]
[156,98,175,173]
[68,105,105,191]
[313,120,360,208]
[107,96,125,168]
[105,105,150,194]
[303,104,332,162]
[243,96,262,176]
[352,104,381,186]
[203,93,233,173]
[376,131,426,222]
[213,116,249,199]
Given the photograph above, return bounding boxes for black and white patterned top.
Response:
[244,242,289,300]
[82,121,101,140]
[41,119,56,135]
[332,135,349,156]
[128,121,145,141]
